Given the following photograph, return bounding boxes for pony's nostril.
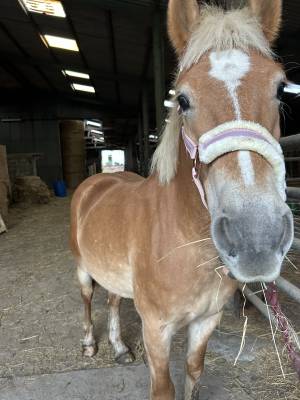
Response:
[212,215,234,256]
[229,248,237,258]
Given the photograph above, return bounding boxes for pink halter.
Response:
[181,128,208,209]
[181,120,286,209]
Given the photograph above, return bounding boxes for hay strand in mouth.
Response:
[194,255,220,270]
[234,283,248,365]
[214,266,224,314]
[285,255,298,271]
[261,283,286,378]
[264,282,300,378]
[156,238,212,263]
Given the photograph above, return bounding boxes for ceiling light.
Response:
[71,83,95,93]
[18,0,66,18]
[43,34,79,51]
[86,120,102,128]
[164,100,175,108]
[284,83,300,95]
[93,137,104,143]
[1,118,22,122]
[63,70,90,79]
[90,129,103,135]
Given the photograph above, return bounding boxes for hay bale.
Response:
[13,176,51,204]
[60,120,86,189]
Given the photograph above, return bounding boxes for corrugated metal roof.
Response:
[0,0,300,140]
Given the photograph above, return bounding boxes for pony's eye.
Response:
[277,82,286,101]
[177,94,190,112]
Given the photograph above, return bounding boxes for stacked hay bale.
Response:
[0,145,10,220]
[60,120,86,189]
[13,176,51,204]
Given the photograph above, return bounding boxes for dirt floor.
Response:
[0,197,299,399]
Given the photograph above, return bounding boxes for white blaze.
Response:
[209,49,254,185]
[238,150,255,186]
[209,49,250,120]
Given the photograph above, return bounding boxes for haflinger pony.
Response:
[70,0,294,399]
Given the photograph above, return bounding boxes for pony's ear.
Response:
[248,0,282,44]
[168,0,200,56]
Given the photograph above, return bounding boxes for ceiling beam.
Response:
[106,10,121,104]
[65,0,166,14]
[0,21,56,92]
[0,51,153,85]
[0,61,30,89]
[61,0,102,102]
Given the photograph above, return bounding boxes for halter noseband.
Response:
[182,120,286,209]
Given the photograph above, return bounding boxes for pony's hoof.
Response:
[115,350,135,365]
[82,344,98,357]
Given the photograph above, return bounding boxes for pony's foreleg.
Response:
[142,319,175,400]
[77,267,97,357]
[107,292,135,364]
[185,312,222,400]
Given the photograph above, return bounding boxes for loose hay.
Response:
[0,199,299,399]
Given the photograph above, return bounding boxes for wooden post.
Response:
[142,87,149,176]
[152,9,165,134]
[138,115,144,176]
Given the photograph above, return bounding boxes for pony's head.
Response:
[152,0,293,283]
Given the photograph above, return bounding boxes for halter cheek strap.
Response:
[182,129,208,209]
[182,120,286,208]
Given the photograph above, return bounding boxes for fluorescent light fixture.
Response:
[72,83,95,93]
[63,70,90,79]
[164,100,175,108]
[43,34,79,51]
[91,129,103,135]
[18,0,66,17]
[86,120,102,128]
[93,137,104,143]
[284,83,300,95]
[169,89,176,96]
[1,118,22,122]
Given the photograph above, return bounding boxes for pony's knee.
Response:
[77,267,94,298]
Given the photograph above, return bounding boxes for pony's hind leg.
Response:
[107,292,135,364]
[77,267,98,357]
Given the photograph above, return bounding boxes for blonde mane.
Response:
[151,6,273,185]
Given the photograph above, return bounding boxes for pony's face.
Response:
[168,0,293,283]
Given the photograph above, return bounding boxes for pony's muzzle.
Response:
[211,208,294,283]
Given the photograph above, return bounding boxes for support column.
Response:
[152,9,165,134]
[138,116,144,176]
[142,87,149,176]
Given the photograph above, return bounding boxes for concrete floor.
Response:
[0,197,299,399]
[0,362,255,400]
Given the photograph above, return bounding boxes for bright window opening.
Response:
[63,70,90,79]
[19,0,66,17]
[101,150,125,173]
[71,83,95,93]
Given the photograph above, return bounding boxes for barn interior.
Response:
[0,1,300,399]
